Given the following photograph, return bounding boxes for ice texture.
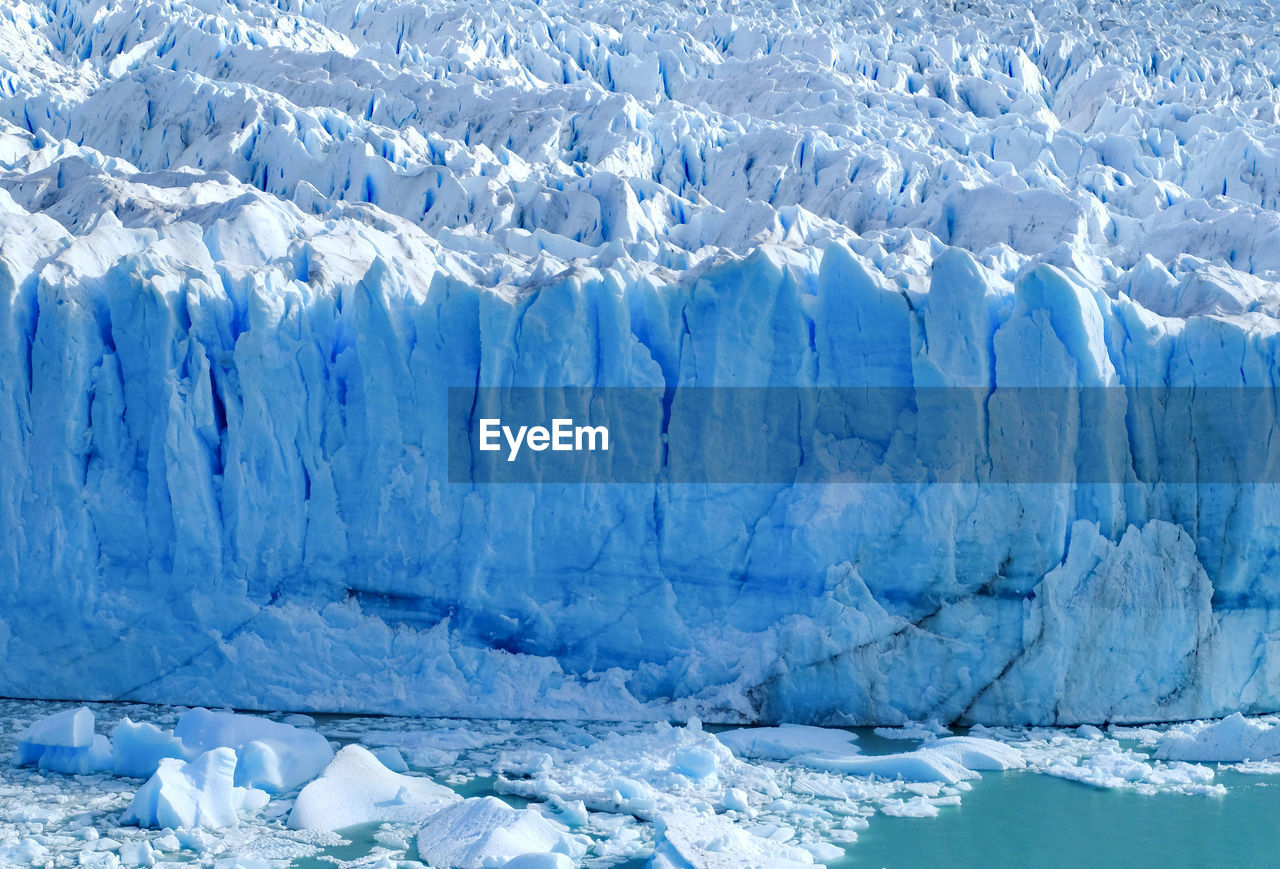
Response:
[173,708,334,793]
[414,796,587,869]
[0,700,1251,866]
[716,725,862,761]
[111,718,190,779]
[121,747,259,830]
[651,811,816,869]
[1155,713,1280,762]
[288,744,459,831]
[14,706,112,775]
[3,0,1280,725]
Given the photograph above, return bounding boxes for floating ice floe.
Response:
[650,810,816,868]
[14,706,112,775]
[872,720,954,741]
[1155,713,1280,762]
[496,721,770,821]
[794,747,978,784]
[927,737,1027,771]
[716,724,861,760]
[174,708,334,793]
[1040,746,1223,795]
[415,796,588,869]
[289,744,459,831]
[1001,729,1225,796]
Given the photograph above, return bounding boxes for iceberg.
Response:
[14,706,112,775]
[288,744,459,831]
[716,725,861,761]
[414,796,587,869]
[121,747,265,830]
[650,811,816,869]
[173,708,333,793]
[1154,713,1280,763]
[112,717,190,779]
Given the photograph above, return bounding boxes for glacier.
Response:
[3,0,1280,727]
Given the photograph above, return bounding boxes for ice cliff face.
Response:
[3,0,1280,724]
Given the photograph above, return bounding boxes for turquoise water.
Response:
[838,768,1280,869]
[293,725,1280,869]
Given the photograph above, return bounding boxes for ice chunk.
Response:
[872,720,952,741]
[1155,713,1280,762]
[716,725,860,761]
[0,839,49,865]
[288,744,459,831]
[502,856,574,869]
[371,746,409,773]
[880,796,941,818]
[795,748,977,784]
[415,796,586,869]
[1039,745,1221,794]
[112,718,190,778]
[14,706,112,774]
[927,737,1026,770]
[673,746,720,780]
[174,708,333,792]
[16,707,94,752]
[122,747,253,829]
[119,840,155,867]
[650,811,815,868]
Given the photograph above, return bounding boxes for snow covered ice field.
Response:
[7,0,1280,862]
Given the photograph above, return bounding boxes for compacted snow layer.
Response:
[1,700,1266,868]
[4,0,1280,723]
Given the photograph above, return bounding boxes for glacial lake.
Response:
[836,765,1280,869]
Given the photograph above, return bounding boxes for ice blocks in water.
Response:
[651,811,816,869]
[174,708,333,793]
[716,725,861,761]
[1155,714,1280,762]
[121,747,264,829]
[14,707,112,775]
[415,797,586,869]
[288,744,459,831]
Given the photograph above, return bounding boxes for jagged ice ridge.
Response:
[3,0,1280,723]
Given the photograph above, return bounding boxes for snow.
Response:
[414,796,587,869]
[1,0,1280,727]
[288,744,459,832]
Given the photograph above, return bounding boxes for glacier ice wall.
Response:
[4,0,1280,723]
